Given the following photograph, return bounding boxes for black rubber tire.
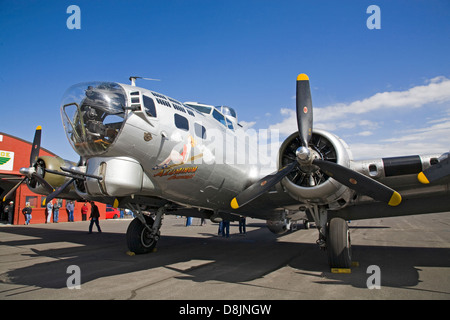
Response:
[327,217,352,268]
[126,216,158,254]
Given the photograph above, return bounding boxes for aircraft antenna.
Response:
[129,76,161,86]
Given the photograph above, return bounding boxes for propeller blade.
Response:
[418,153,450,184]
[2,177,27,202]
[30,126,42,167]
[42,178,75,206]
[31,172,55,193]
[296,74,313,147]
[230,162,297,209]
[313,159,402,206]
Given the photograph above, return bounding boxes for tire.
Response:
[327,217,352,268]
[303,219,310,230]
[126,216,159,254]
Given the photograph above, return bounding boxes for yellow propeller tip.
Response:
[230,198,239,210]
[417,172,430,184]
[36,125,42,130]
[388,191,402,207]
[113,198,119,208]
[297,73,309,81]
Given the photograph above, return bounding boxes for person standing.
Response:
[81,202,88,221]
[222,220,230,238]
[46,199,53,224]
[53,200,60,223]
[88,201,102,234]
[3,201,14,225]
[22,202,32,225]
[66,201,75,222]
[239,216,246,235]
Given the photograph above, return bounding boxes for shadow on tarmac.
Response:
[1,222,450,296]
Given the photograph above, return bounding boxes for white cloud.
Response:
[315,76,450,122]
[267,76,450,159]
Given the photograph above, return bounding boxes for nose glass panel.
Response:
[61,82,127,156]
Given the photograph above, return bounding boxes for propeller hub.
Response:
[19,167,34,177]
[296,146,311,162]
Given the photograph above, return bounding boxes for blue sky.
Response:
[1,0,449,161]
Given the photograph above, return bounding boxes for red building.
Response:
[0,131,107,225]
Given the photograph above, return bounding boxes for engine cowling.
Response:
[279,129,355,209]
[27,156,79,198]
[266,218,291,235]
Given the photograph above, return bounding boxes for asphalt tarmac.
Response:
[0,212,449,300]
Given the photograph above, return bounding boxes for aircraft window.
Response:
[173,104,186,113]
[174,114,189,131]
[151,91,167,100]
[156,98,171,107]
[131,97,140,104]
[194,123,207,139]
[218,106,237,119]
[169,97,183,106]
[212,109,226,127]
[143,95,157,117]
[226,118,234,130]
[61,81,127,157]
[187,104,212,114]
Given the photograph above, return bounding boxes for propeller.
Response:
[42,164,102,206]
[230,74,402,209]
[42,178,75,206]
[231,162,296,209]
[417,152,450,184]
[2,126,54,202]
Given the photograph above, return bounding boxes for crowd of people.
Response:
[184,215,247,238]
[1,199,103,234]
[3,200,249,237]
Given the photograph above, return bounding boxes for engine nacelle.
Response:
[266,219,291,235]
[27,156,78,198]
[278,129,354,209]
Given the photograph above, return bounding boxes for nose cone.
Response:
[61,82,127,157]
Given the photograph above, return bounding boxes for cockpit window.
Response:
[185,104,212,114]
[212,109,226,127]
[60,82,127,156]
[143,95,157,117]
[226,118,234,130]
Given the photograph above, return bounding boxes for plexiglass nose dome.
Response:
[60,82,127,156]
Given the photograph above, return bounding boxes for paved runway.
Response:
[0,212,449,300]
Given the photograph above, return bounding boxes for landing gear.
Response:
[126,205,166,254]
[126,215,159,254]
[327,217,352,269]
[302,219,310,230]
[308,205,352,268]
